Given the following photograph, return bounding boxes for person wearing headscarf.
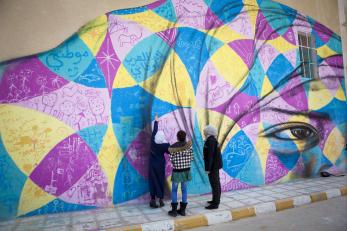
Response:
[167,130,194,217]
[148,114,170,208]
[203,125,223,209]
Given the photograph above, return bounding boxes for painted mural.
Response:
[0,0,346,221]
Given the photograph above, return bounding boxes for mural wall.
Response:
[0,0,346,221]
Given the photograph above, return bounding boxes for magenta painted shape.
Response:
[0,57,68,104]
[229,39,255,69]
[291,156,305,177]
[59,161,111,206]
[213,92,260,128]
[147,0,166,10]
[96,32,121,97]
[30,134,97,196]
[124,130,151,179]
[265,152,289,184]
[313,21,333,43]
[221,178,253,192]
[205,9,224,30]
[315,120,335,151]
[324,55,344,77]
[15,82,110,131]
[279,77,308,111]
[156,28,178,48]
[196,60,236,109]
[282,27,296,45]
[255,11,279,40]
[172,0,207,29]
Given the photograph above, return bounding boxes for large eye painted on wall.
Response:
[260,122,320,153]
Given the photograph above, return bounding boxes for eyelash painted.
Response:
[260,122,319,141]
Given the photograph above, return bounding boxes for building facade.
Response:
[0,0,346,221]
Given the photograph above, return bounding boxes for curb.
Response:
[108,186,347,231]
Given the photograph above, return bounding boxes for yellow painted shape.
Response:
[254,124,270,176]
[277,172,295,182]
[323,127,345,164]
[244,0,259,31]
[140,52,195,107]
[98,121,123,198]
[78,15,108,55]
[120,10,176,33]
[308,81,334,110]
[207,25,246,44]
[260,75,273,97]
[266,36,296,54]
[210,44,249,89]
[0,105,75,175]
[112,64,137,88]
[17,178,56,216]
[196,109,240,152]
[335,85,346,101]
[317,45,337,59]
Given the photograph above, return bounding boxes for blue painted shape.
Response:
[123,34,171,83]
[113,156,148,204]
[317,98,347,125]
[260,1,297,35]
[0,137,27,221]
[335,148,347,171]
[188,115,210,194]
[313,31,326,49]
[265,125,300,170]
[241,57,265,97]
[209,0,243,24]
[266,54,294,90]
[205,35,224,58]
[174,27,223,91]
[152,0,177,22]
[111,86,180,152]
[222,130,254,178]
[0,63,6,81]
[111,6,147,15]
[276,152,300,170]
[78,125,108,155]
[39,34,94,81]
[326,37,342,54]
[302,146,332,176]
[204,0,213,6]
[74,60,106,88]
[237,150,264,186]
[22,199,96,217]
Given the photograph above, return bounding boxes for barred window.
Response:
[298,32,318,78]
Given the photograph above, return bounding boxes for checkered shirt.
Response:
[169,145,194,170]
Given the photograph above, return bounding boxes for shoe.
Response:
[177,202,188,216]
[207,200,213,204]
[149,200,158,208]
[159,199,165,207]
[168,202,178,217]
[205,204,219,210]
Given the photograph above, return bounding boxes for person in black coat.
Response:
[203,125,223,209]
[148,114,170,208]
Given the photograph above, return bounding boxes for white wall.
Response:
[0,0,342,62]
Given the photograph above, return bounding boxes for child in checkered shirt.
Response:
[167,130,194,217]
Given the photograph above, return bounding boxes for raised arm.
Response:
[151,114,159,142]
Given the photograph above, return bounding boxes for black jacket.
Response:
[203,136,223,172]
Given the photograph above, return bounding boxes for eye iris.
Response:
[290,127,312,139]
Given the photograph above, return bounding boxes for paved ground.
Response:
[191,196,347,231]
[0,175,346,231]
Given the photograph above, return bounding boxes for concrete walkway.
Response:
[0,176,346,231]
